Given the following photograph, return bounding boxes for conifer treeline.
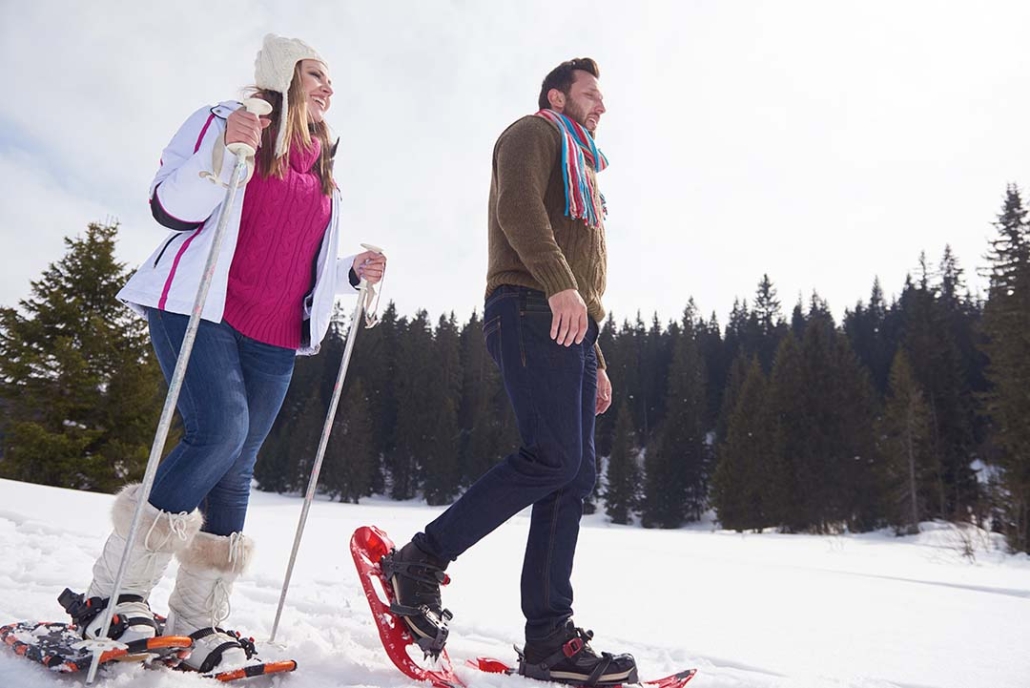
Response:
[256,187,1030,553]
[255,307,520,506]
[2,188,1029,553]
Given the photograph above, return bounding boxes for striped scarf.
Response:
[535,109,609,229]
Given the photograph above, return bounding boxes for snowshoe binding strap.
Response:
[189,627,258,674]
[391,603,452,658]
[380,551,453,659]
[57,588,156,640]
[380,555,452,588]
[517,628,625,687]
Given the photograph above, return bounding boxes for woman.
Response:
[62,34,386,674]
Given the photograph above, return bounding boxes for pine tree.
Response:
[723,298,750,366]
[351,301,401,494]
[715,352,748,449]
[0,398,9,461]
[937,245,989,476]
[287,389,330,495]
[981,184,1030,552]
[675,307,710,519]
[253,420,294,493]
[594,314,620,457]
[604,402,640,524]
[764,332,806,531]
[255,321,333,493]
[388,311,432,499]
[454,310,521,489]
[830,327,880,530]
[752,274,786,371]
[878,349,934,533]
[789,298,806,338]
[640,307,708,527]
[637,314,672,440]
[458,311,497,485]
[844,278,894,395]
[790,305,878,532]
[698,311,726,429]
[422,314,461,505]
[0,222,165,491]
[322,378,376,503]
[712,356,769,531]
[898,265,976,519]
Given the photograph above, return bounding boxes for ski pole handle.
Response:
[226,98,272,158]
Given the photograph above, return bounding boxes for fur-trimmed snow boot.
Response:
[163,531,260,674]
[60,483,203,643]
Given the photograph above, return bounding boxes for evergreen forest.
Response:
[3,185,1030,554]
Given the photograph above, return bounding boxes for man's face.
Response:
[554,70,606,132]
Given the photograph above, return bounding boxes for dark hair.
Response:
[537,57,600,110]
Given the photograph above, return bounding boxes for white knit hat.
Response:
[254,33,327,158]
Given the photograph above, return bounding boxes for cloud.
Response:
[0,150,114,308]
[1,0,1022,325]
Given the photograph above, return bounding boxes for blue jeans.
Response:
[146,309,295,536]
[414,286,598,642]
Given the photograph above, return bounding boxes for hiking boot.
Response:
[519,620,638,686]
[381,541,452,657]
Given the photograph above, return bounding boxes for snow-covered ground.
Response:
[0,477,1027,688]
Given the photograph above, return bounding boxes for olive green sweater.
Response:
[486,115,608,368]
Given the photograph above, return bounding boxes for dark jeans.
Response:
[414,285,598,642]
[146,309,295,536]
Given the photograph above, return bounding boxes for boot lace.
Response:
[204,579,233,629]
[142,509,194,550]
[132,509,195,591]
[200,532,249,628]
[227,532,247,573]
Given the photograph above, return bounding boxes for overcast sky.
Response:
[2,1,1028,330]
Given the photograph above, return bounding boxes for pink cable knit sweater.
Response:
[223,137,332,349]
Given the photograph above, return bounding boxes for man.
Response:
[385,58,637,686]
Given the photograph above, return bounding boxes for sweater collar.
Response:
[289,136,322,173]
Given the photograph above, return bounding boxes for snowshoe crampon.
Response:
[467,656,698,688]
[350,525,464,688]
[0,620,192,673]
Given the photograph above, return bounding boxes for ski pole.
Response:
[269,244,384,644]
[85,98,273,685]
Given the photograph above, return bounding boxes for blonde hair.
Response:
[250,62,335,196]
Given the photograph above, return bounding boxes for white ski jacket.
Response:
[117,101,358,355]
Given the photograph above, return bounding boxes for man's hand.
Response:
[547,288,588,346]
[596,368,612,415]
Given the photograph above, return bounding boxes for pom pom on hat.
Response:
[254,33,327,158]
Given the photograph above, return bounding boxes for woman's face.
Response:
[299,59,333,123]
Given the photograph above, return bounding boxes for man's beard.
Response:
[563,101,597,133]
